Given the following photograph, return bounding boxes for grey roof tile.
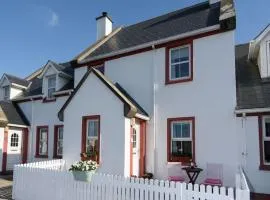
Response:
[83,1,220,60]
[235,43,270,109]
[5,74,30,87]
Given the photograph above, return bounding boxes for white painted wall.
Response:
[237,116,270,194]
[0,127,4,172]
[74,67,87,87]
[103,31,237,186]
[97,17,112,40]
[17,96,68,162]
[64,73,129,176]
[10,87,23,99]
[257,33,270,78]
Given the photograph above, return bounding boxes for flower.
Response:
[69,160,99,172]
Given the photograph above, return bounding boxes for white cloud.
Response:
[48,10,59,27]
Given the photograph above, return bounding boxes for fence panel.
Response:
[13,160,250,200]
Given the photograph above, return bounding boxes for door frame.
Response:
[130,119,146,177]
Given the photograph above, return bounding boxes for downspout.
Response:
[152,44,157,176]
[241,113,248,169]
[30,98,35,162]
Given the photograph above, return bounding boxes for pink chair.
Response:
[167,163,185,182]
[202,163,223,186]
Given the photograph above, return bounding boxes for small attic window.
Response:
[47,75,56,98]
[3,86,10,100]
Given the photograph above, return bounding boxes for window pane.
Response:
[180,63,190,77]
[265,122,270,137]
[88,120,98,137]
[86,138,98,154]
[172,123,182,138]
[182,123,190,138]
[264,141,270,163]
[48,88,55,98]
[40,130,47,140]
[171,64,181,79]
[58,127,63,139]
[172,141,182,156]
[48,76,56,88]
[182,141,192,157]
[179,47,189,62]
[171,49,180,63]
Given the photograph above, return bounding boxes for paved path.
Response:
[0,175,12,200]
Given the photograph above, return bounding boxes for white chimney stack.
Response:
[96,12,113,40]
[209,0,220,4]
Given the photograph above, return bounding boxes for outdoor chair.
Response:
[202,163,223,186]
[167,163,185,182]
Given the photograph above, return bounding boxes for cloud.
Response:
[48,10,59,27]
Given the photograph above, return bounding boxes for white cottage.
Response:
[0,0,269,198]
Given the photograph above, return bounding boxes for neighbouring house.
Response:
[0,0,269,197]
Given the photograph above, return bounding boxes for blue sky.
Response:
[0,0,269,78]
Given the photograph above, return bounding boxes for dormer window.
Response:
[3,86,10,100]
[47,75,56,99]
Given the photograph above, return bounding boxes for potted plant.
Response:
[69,160,98,182]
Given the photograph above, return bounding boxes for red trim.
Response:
[22,128,29,164]
[42,98,56,103]
[35,126,49,158]
[2,129,8,173]
[139,120,146,177]
[77,30,222,68]
[130,125,133,177]
[167,117,195,163]
[165,41,193,85]
[53,125,63,159]
[81,115,100,163]
[258,116,270,171]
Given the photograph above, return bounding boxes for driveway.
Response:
[0,175,12,200]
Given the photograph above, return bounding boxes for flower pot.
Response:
[72,171,96,182]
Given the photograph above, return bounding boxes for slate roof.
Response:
[235,43,270,109]
[0,101,29,126]
[5,74,30,87]
[58,68,149,121]
[83,1,221,60]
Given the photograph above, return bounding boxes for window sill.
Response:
[259,165,270,171]
[165,77,193,85]
[35,155,48,159]
[53,155,62,159]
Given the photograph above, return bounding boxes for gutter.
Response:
[7,124,28,128]
[79,25,221,65]
[53,89,73,96]
[12,95,43,102]
[235,107,270,114]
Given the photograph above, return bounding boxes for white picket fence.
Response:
[12,160,250,200]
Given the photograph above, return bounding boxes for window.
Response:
[132,129,137,148]
[47,75,56,99]
[36,126,48,158]
[81,115,100,163]
[259,116,270,170]
[54,125,63,158]
[166,43,193,84]
[3,86,10,100]
[10,133,19,147]
[167,117,195,163]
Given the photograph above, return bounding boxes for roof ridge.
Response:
[124,1,209,29]
[5,73,27,81]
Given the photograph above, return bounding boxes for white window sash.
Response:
[39,129,48,155]
[57,127,63,156]
[169,45,191,81]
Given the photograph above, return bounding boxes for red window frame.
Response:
[35,126,49,158]
[54,125,63,159]
[81,115,100,163]
[258,115,270,171]
[167,117,195,164]
[165,40,193,85]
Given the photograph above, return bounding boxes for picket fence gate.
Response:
[12,160,250,200]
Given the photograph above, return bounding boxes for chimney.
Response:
[209,0,220,4]
[96,12,113,40]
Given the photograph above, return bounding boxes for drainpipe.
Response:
[241,113,247,169]
[152,44,157,176]
[30,98,35,162]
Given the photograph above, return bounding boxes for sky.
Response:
[0,0,269,78]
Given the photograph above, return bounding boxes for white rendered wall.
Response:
[64,73,129,176]
[17,96,68,162]
[0,127,4,172]
[74,67,87,87]
[237,116,270,194]
[257,33,270,78]
[97,17,112,40]
[104,31,237,185]
[10,87,23,99]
